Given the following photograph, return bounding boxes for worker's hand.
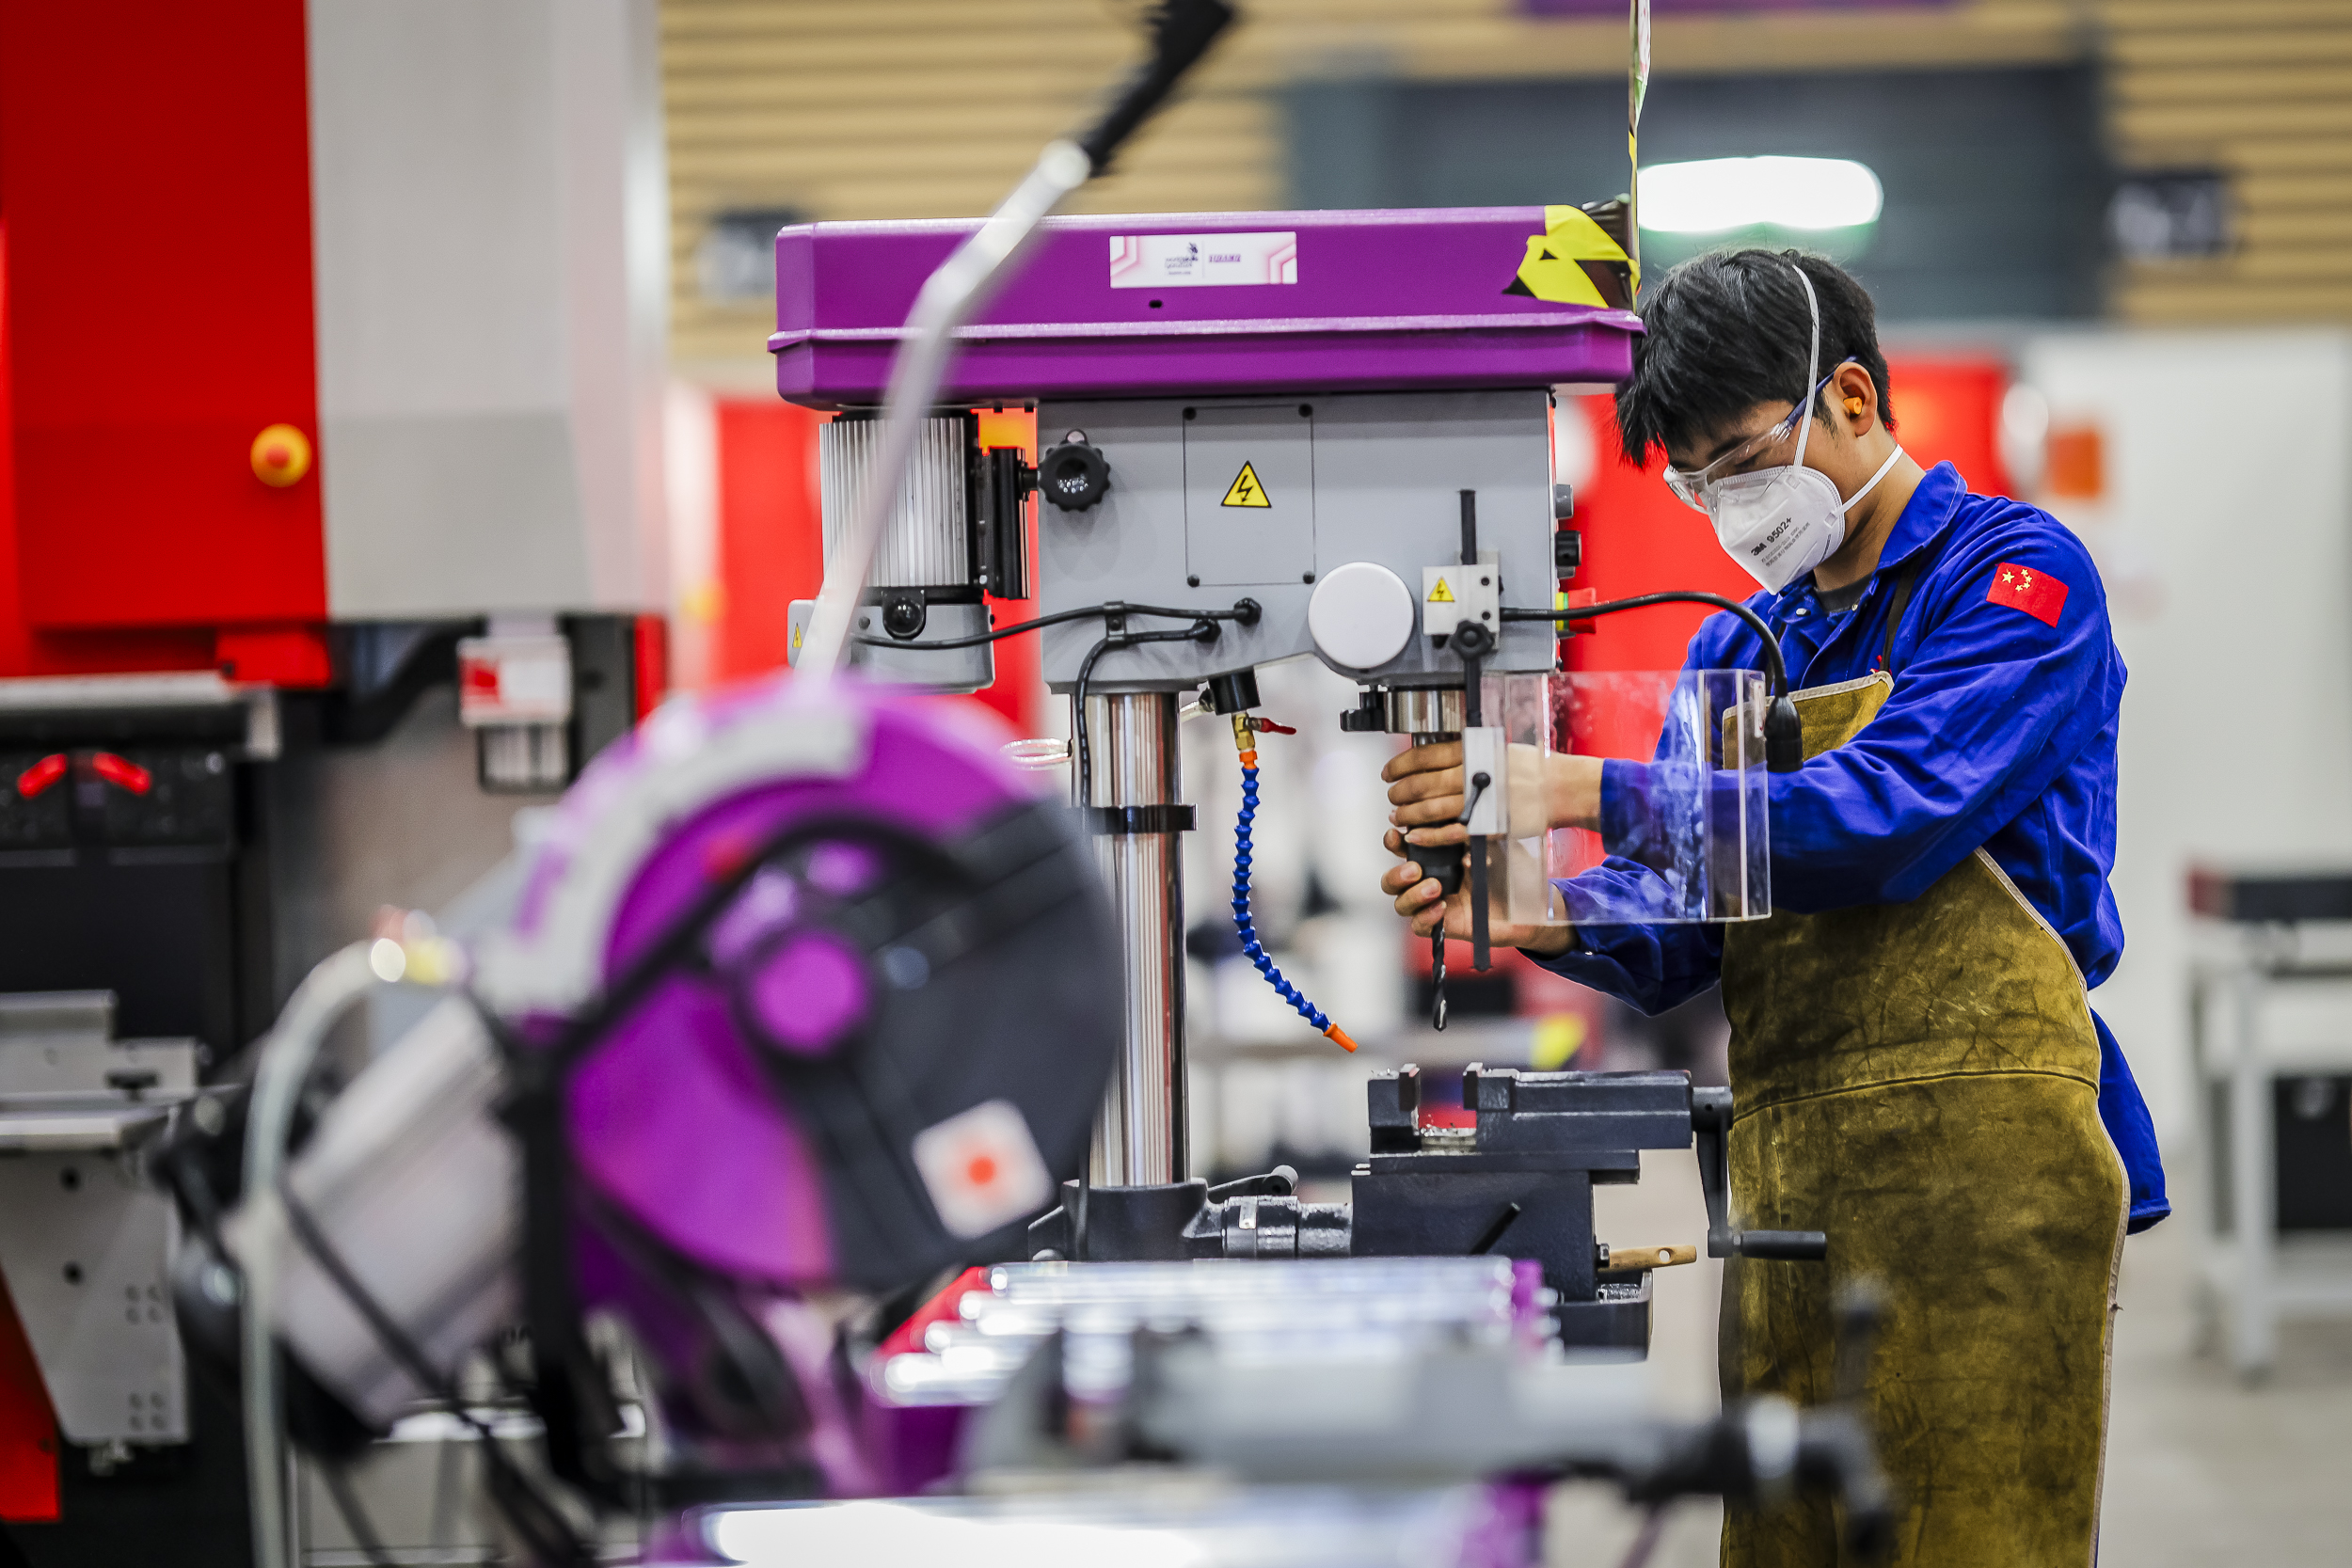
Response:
[1379,842,1576,957]
[1381,741,1606,834]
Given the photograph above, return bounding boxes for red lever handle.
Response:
[89,753,152,796]
[15,754,66,799]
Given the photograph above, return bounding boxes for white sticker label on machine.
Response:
[1110,230,1297,288]
[456,634,572,726]
[912,1099,1054,1239]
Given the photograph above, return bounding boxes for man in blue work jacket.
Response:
[1382,249,2164,1567]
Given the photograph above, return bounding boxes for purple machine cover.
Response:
[501,680,1039,1287]
[489,678,1124,1500]
[771,207,1642,406]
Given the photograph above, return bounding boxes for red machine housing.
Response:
[0,4,675,1541]
[0,1,331,686]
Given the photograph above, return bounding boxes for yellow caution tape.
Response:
[1506,205,1639,308]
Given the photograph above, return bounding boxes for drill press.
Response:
[775,201,1813,1351]
[779,201,1624,1160]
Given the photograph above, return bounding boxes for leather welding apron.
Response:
[1717,670,2127,1568]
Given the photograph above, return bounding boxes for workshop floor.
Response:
[1545,1152,2352,1567]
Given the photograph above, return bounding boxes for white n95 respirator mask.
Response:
[1667,265,1905,594]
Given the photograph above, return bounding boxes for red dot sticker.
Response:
[913,1100,1053,1240]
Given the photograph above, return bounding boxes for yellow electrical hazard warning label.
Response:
[1219,462,1271,508]
[1427,577,1455,604]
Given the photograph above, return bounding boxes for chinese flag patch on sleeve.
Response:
[1987,561,2069,626]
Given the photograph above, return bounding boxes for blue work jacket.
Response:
[1538,462,2169,1230]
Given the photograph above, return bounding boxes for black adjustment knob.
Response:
[1038,439,1111,511]
[880,592,927,640]
[1448,620,1495,661]
[1338,689,1384,732]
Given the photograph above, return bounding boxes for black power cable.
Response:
[850,597,1254,652]
[1501,594,1804,771]
[850,594,1259,811]
[1073,621,1220,810]
[1501,594,1788,694]
[850,603,1113,651]
[278,1185,592,1566]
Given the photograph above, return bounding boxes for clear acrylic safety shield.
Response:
[1489,668,1771,927]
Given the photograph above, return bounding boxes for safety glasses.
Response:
[1661,367,1844,514]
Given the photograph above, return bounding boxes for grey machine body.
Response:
[1029,388,1561,1187]
[805,386,1565,1189]
[1034,389,1560,692]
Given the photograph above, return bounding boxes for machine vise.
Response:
[1029,1066,1815,1354]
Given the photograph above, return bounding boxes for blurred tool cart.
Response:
[2186,866,2352,1380]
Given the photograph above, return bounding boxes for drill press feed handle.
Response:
[1692,1086,1829,1262]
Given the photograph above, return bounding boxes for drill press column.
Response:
[1083,689,1187,1184]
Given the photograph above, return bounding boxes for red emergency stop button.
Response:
[89,753,151,796]
[250,423,313,487]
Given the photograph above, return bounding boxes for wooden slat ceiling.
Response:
[660,0,2349,372]
[2102,0,2352,324]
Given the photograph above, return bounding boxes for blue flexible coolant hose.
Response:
[1232,756,1356,1051]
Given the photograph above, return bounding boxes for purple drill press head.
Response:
[771,207,1642,406]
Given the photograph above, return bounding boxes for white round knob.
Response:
[1308,562,1415,671]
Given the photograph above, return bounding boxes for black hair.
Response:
[1613,248,1895,467]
